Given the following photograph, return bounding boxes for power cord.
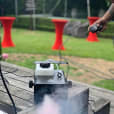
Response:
[0,76,10,85]
[0,35,17,114]
[57,35,71,79]
[0,67,17,114]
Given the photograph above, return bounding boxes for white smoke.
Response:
[32,88,71,114]
[31,87,88,114]
[0,110,8,114]
[33,95,61,114]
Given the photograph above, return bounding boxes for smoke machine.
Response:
[29,59,72,104]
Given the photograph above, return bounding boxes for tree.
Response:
[0,0,110,18]
[0,0,25,16]
[0,0,14,16]
[67,0,108,18]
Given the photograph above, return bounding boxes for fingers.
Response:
[101,25,107,32]
[88,24,96,32]
[88,18,107,32]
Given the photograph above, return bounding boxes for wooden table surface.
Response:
[0,62,114,114]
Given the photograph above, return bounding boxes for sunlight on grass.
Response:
[94,80,114,91]
[1,28,114,61]
[1,28,114,91]
[6,54,49,69]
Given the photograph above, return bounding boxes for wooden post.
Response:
[87,0,91,17]
[64,0,68,17]
[15,0,18,21]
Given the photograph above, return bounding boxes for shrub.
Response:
[13,16,55,31]
[13,16,114,38]
[98,21,114,38]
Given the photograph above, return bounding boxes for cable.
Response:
[0,77,10,85]
[0,36,17,114]
[57,36,71,79]
[0,66,17,114]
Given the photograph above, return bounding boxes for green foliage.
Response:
[36,0,43,13]
[105,0,111,6]
[36,17,55,31]
[14,16,31,29]
[14,16,55,31]
[94,80,114,91]
[1,28,113,91]
[7,56,36,69]
[0,0,109,18]
[2,28,114,61]
[98,21,114,38]
[75,72,83,76]
[18,0,25,14]
[7,55,48,69]
[0,0,15,16]
[68,0,108,17]
[90,0,108,16]
[13,16,114,38]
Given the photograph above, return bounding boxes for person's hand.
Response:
[88,17,108,32]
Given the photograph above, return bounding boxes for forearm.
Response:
[103,3,114,21]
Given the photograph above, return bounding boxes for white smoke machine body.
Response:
[29,59,72,104]
[34,61,66,85]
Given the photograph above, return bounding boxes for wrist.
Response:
[105,4,114,21]
[102,15,110,22]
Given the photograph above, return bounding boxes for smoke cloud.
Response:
[32,87,68,114]
[0,110,8,114]
[34,95,61,114]
[31,87,88,114]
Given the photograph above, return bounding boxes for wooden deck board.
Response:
[0,62,114,114]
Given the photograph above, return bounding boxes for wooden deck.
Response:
[0,62,34,113]
[0,62,114,114]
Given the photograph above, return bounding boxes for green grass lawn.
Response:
[1,28,114,61]
[94,80,114,91]
[1,28,114,91]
